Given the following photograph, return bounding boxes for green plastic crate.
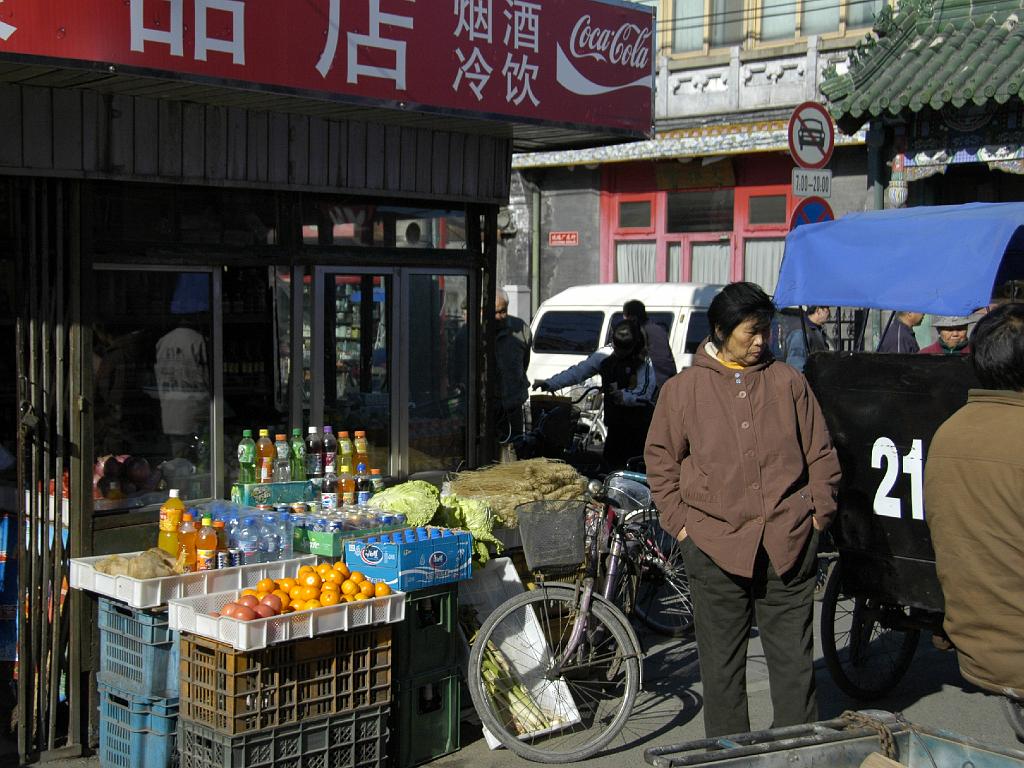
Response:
[394,583,457,680]
[391,667,460,768]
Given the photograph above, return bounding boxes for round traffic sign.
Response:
[789,196,834,230]
[787,101,835,170]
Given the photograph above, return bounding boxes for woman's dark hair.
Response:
[971,302,1024,391]
[707,282,775,346]
[610,318,646,358]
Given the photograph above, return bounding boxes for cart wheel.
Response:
[820,560,919,700]
[1005,697,1024,743]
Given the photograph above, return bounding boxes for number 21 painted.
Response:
[871,437,924,520]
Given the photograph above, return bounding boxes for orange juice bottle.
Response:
[195,516,218,571]
[353,431,369,469]
[256,429,275,483]
[158,489,185,555]
[177,512,198,573]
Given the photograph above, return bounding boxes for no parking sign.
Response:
[789,196,834,230]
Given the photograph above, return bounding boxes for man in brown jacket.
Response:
[646,282,841,738]
[925,302,1024,700]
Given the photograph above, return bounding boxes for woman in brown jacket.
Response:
[645,282,841,738]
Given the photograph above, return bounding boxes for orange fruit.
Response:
[316,562,333,577]
[241,588,259,598]
[304,598,322,610]
[276,578,296,593]
[348,571,365,585]
[374,582,392,597]
[319,591,341,606]
[297,565,314,577]
[324,569,343,586]
[333,561,351,576]
[352,592,368,601]
[320,581,340,594]
[298,585,319,602]
[341,580,358,596]
[272,590,291,608]
[359,581,375,598]
[300,571,323,590]
[289,585,305,601]
[256,578,276,594]
[256,591,269,601]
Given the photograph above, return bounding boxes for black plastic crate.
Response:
[394,583,457,680]
[178,705,388,768]
[391,667,460,768]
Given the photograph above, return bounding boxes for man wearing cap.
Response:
[919,315,971,356]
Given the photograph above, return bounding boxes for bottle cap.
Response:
[357,463,367,473]
[202,516,212,526]
[292,427,301,436]
[340,465,350,473]
[308,426,317,433]
[168,489,180,499]
[323,426,333,433]
[355,431,365,438]
[213,520,225,528]
[242,429,253,437]
[182,513,193,522]
[275,433,286,441]
[259,428,269,437]
[326,464,336,473]
[340,430,350,438]
[243,516,255,525]
[370,468,381,475]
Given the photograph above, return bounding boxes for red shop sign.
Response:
[0,0,654,136]
[549,231,579,246]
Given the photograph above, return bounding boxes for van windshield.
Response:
[606,312,675,343]
[534,311,604,354]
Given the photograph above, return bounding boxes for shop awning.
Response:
[774,202,1024,315]
[512,119,866,169]
[821,0,1024,132]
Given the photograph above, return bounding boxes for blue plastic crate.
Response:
[99,597,174,645]
[98,681,179,768]
[99,600,179,699]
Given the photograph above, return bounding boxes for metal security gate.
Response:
[15,178,86,762]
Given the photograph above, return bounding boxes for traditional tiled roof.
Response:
[820,0,1024,129]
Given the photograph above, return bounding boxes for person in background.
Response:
[924,302,1024,702]
[779,305,831,372]
[154,319,210,459]
[645,282,841,737]
[534,318,655,471]
[493,289,532,441]
[919,315,971,356]
[877,310,924,353]
[623,299,676,389]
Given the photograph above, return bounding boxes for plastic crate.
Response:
[99,599,180,699]
[168,589,404,651]
[391,667,460,768]
[394,583,457,681]
[178,704,389,768]
[179,627,393,736]
[98,680,179,768]
[71,554,317,609]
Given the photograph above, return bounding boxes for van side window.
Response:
[685,311,711,354]
[534,311,604,354]
[605,311,675,344]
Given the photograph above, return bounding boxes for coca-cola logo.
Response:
[557,13,653,97]
[569,15,651,70]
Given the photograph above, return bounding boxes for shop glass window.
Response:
[743,238,786,294]
[618,200,652,229]
[302,200,466,249]
[407,273,469,474]
[692,242,732,282]
[761,0,797,41]
[222,266,292,488]
[748,195,788,225]
[802,0,840,34]
[534,311,605,355]
[615,241,656,281]
[323,273,391,473]
[667,189,734,233]
[92,268,214,507]
[673,0,704,51]
[711,0,744,46]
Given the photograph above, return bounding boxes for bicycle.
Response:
[466,496,643,763]
[509,387,601,465]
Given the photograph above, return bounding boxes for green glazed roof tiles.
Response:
[822,0,1024,125]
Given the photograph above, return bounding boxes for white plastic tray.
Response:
[69,553,317,609]
[460,557,581,749]
[167,588,406,651]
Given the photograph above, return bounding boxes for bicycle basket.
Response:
[515,498,587,572]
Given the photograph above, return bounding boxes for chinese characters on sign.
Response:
[548,231,579,246]
[0,0,653,135]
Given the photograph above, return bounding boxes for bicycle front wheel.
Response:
[467,584,641,763]
[630,515,694,637]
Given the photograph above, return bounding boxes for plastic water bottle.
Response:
[276,513,294,560]
[273,434,291,482]
[322,464,338,512]
[236,516,261,565]
[355,463,372,506]
[305,426,324,489]
[259,513,281,562]
[226,512,240,548]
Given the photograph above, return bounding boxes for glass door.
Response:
[314,270,393,474]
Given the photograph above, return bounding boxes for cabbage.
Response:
[370,481,440,527]
[441,494,503,565]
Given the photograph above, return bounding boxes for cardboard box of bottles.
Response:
[229,480,317,508]
[345,528,473,591]
[295,523,408,559]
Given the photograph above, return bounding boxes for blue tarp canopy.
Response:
[773,202,1024,315]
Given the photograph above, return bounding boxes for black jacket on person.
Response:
[643,320,677,388]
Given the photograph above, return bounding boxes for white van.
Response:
[526,282,725,386]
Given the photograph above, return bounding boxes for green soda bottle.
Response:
[237,429,257,484]
[289,428,307,481]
